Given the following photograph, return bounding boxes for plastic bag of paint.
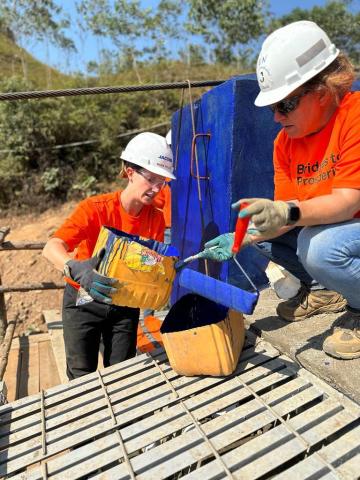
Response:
[160,294,245,376]
[91,226,179,309]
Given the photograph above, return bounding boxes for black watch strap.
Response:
[286,202,301,225]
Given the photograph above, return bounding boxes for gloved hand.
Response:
[65,248,118,304]
[232,198,289,237]
[200,232,252,262]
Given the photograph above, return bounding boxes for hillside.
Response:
[0,32,70,88]
[0,29,241,90]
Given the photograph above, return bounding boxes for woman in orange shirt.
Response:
[43,132,175,379]
[203,21,360,360]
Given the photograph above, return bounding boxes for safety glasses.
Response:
[270,90,309,115]
[136,169,166,188]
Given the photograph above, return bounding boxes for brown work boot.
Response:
[276,285,346,322]
[323,307,360,360]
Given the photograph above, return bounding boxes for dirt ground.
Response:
[0,202,77,336]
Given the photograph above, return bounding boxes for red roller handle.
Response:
[232,202,250,253]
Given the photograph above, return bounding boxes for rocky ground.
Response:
[0,202,76,336]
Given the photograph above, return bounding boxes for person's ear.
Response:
[125,166,135,182]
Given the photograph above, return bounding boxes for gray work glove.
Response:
[65,248,118,304]
[201,232,252,262]
[232,198,289,237]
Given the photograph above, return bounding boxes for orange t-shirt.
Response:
[152,184,171,228]
[53,190,165,261]
[274,91,360,218]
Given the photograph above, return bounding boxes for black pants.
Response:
[62,284,139,380]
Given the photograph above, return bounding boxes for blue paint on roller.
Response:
[178,269,259,315]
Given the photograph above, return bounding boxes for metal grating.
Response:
[0,332,359,479]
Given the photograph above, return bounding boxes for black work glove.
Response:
[66,248,118,304]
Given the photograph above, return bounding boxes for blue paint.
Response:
[352,79,360,91]
[179,269,259,315]
[171,74,280,304]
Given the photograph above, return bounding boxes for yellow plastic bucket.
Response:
[160,294,245,377]
[93,226,179,309]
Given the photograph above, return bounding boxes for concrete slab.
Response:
[244,288,360,405]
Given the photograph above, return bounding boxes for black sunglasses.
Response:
[270,90,309,115]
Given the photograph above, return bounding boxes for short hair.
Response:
[304,52,355,104]
[119,160,143,179]
[122,160,142,172]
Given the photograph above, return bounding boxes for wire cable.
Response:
[0,79,225,102]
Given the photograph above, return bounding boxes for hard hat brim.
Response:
[255,86,296,107]
[144,164,176,180]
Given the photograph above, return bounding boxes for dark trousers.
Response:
[62,284,140,380]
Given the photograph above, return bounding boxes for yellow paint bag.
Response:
[93,226,179,309]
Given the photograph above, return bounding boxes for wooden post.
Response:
[0,319,15,381]
[0,227,10,244]
[0,227,10,344]
[0,274,7,344]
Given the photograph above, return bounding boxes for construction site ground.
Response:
[0,203,359,405]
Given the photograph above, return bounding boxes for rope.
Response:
[186,79,210,276]
[0,80,225,102]
[174,88,185,171]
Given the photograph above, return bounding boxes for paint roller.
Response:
[176,202,259,315]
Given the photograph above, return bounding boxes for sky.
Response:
[26,0,331,74]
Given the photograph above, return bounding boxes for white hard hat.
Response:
[121,132,175,179]
[255,21,339,107]
[165,129,172,146]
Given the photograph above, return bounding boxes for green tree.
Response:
[186,0,270,65]
[77,0,185,79]
[0,1,75,79]
[179,44,207,67]
[270,1,360,63]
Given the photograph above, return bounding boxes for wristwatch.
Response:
[286,202,301,225]
[63,261,72,278]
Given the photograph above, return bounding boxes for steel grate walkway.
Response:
[0,332,359,479]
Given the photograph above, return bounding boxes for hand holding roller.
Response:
[232,202,250,254]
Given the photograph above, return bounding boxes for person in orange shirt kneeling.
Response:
[42,132,175,379]
[202,21,360,360]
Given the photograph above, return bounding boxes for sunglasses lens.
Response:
[270,93,304,115]
[283,97,299,114]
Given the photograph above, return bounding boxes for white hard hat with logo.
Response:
[121,132,176,179]
[255,21,339,107]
